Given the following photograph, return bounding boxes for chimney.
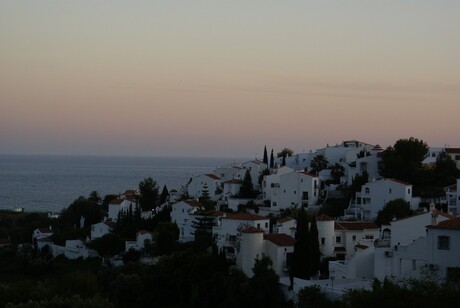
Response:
[431,212,438,226]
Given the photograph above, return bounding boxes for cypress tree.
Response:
[263,145,268,165]
[292,206,310,279]
[282,154,286,166]
[270,149,274,168]
[309,218,321,277]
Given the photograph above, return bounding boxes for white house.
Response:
[170,200,204,242]
[345,144,383,185]
[90,221,116,241]
[60,239,98,260]
[187,174,222,201]
[237,227,296,278]
[315,140,374,166]
[263,168,319,211]
[214,164,244,182]
[373,209,454,281]
[445,179,460,215]
[222,179,243,200]
[273,217,296,237]
[422,147,445,165]
[213,213,270,256]
[347,178,414,220]
[125,230,153,252]
[333,221,379,260]
[445,148,460,169]
[425,217,460,279]
[241,159,268,190]
[32,227,53,251]
[108,197,137,222]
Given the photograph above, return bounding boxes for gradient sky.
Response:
[1,1,459,158]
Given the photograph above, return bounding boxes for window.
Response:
[182,209,184,213]
[294,190,297,195]
[265,222,268,228]
[438,236,450,250]
[336,236,341,243]
[389,188,392,194]
[365,235,374,240]
[321,238,325,245]
[352,235,356,241]
[408,189,411,194]
[257,223,260,229]
[365,187,370,194]
[455,155,460,161]
[284,190,286,193]
[273,202,277,207]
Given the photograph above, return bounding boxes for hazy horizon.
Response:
[1,1,459,158]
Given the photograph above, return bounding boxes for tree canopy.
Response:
[376,198,413,225]
[277,147,294,158]
[138,177,159,211]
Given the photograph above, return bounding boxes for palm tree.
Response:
[331,163,345,184]
[310,155,328,175]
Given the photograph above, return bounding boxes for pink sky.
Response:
[1,1,459,157]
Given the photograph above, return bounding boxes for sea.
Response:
[0,154,244,213]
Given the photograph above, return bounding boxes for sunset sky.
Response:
[1,1,459,158]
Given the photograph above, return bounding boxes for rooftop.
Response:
[335,221,379,231]
[427,216,460,230]
[264,233,296,246]
[223,213,268,221]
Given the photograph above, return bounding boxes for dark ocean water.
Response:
[0,155,241,213]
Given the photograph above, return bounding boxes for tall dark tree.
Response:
[263,145,268,165]
[138,177,159,211]
[292,206,310,279]
[239,169,256,198]
[159,185,169,204]
[270,149,274,168]
[380,137,428,188]
[376,198,413,225]
[199,183,215,211]
[308,218,321,277]
[245,256,285,307]
[258,168,270,186]
[191,215,216,250]
[88,191,101,205]
[281,154,286,166]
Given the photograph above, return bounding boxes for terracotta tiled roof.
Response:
[316,214,335,221]
[277,217,294,224]
[104,221,116,228]
[298,171,317,177]
[223,213,268,221]
[388,178,412,186]
[444,183,457,190]
[137,230,153,235]
[446,148,460,154]
[110,198,124,205]
[264,233,296,246]
[335,221,379,231]
[355,244,369,249]
[38,227,53,234]
[432,209,456,220]
[183,200,204,208]
[427,217,460,230]
[224,179,242,184]
[205,174,221,180]
[242,227,264,233]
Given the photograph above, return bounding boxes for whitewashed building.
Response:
[273,217,296,237]
[263,168,319,211]
[108,197,137,222]
[125,230,153,252]
[445,148,460,169]
[347,178,414,220]
[445,179,460,215]
[170,200,204,242]
[187,174,222,201]
[90,221,116,241]
[237,227,296,278]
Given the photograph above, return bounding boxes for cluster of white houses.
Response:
[30,141,460,283]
